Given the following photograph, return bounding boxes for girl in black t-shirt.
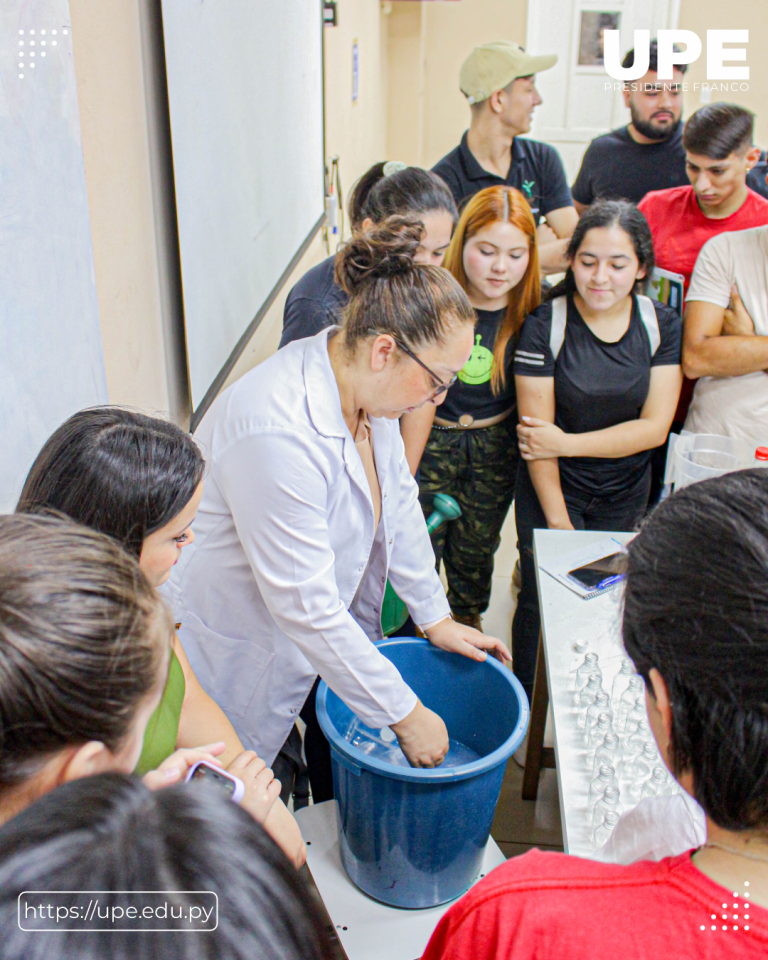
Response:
[418,186,541,630]
[511,200,682,703]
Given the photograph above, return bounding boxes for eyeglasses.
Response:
[371,331,458,398]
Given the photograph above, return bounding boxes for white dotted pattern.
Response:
[16,24,68,79]
[701,884,753,933]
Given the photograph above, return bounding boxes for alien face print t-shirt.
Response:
[438,308,517,422]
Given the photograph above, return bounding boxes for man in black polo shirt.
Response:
[571,41,689,211]
[432,40,577,274]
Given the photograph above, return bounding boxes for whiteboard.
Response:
[161,0,325,418]
[0,1,108,512]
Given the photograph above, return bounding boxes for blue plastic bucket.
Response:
[316,638,529,908]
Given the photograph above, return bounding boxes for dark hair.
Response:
[621,38,689,75]
[0,773,335,960]
[335,215,475,352]
[17,407,205,559]
[0,515,169,792]
[622,470,768,834]
[546,199,654,301]
[683,103,755,159]
[348,162,458,231]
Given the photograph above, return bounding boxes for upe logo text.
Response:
[603,30,748,81]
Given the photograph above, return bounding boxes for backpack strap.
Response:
[549,296,567,361]
[549,294,660,359]
[637,294,661,356]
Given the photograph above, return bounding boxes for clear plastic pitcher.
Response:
[673,434,753,490]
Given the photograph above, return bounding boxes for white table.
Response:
[295,800,506,960]
[531,529,635,858]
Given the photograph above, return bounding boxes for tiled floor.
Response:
[492,762,563,855]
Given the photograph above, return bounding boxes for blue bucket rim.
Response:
[315,637,530,783]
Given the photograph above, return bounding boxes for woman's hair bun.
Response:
[335,215,424,296]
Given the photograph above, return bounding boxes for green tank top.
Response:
[133,648,186,776]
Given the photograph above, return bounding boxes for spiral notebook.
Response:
[539,537,630,600]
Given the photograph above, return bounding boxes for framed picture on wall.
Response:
[577,11,621,67]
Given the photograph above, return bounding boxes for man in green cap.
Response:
[433,40,577,273]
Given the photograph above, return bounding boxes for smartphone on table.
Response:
[567,552,626,591]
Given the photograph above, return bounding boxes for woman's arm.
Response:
[400,404,436,476]
[173,637,306,867]
[517,365,683,460]
[516,376,573,530]
[174,635,246,766]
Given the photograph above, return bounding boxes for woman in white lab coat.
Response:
[166,217,509,798]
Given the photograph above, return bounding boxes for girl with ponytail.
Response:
[280,162,459,474]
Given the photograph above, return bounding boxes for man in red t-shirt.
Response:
[638,103,768,294]
[638,103,768,423]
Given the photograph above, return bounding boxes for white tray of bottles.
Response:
[548,592,682,858]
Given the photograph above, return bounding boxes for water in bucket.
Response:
[343,717,481,769]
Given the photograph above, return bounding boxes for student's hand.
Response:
[722,285,755,337]
[142,742,227,790]
[227,751,282,825]
[518,417,571,459]
[391,700,449,768]
[425,616,511,664]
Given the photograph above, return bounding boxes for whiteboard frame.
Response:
[153,1,328,431]
[189,212,325,432]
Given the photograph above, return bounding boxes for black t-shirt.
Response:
[513,295,681,496]
[432,132,573,217]
[747,152,768,201]
[280,256,347,349]
[439,308,516,422]
[571,125,689,207]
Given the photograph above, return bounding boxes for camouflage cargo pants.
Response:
[418,418,518,618]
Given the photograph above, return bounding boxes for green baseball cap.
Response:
[460,40,557,104]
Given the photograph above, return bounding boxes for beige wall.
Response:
[678,0,768,147]
[386,0,528,169]
[71,1,389,418]
[71,0,175,417]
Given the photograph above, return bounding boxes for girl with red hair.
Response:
[418,185,541,632]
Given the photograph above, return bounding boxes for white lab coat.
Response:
[164,329,450,764]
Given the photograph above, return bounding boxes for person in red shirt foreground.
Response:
[423,469,768,960]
